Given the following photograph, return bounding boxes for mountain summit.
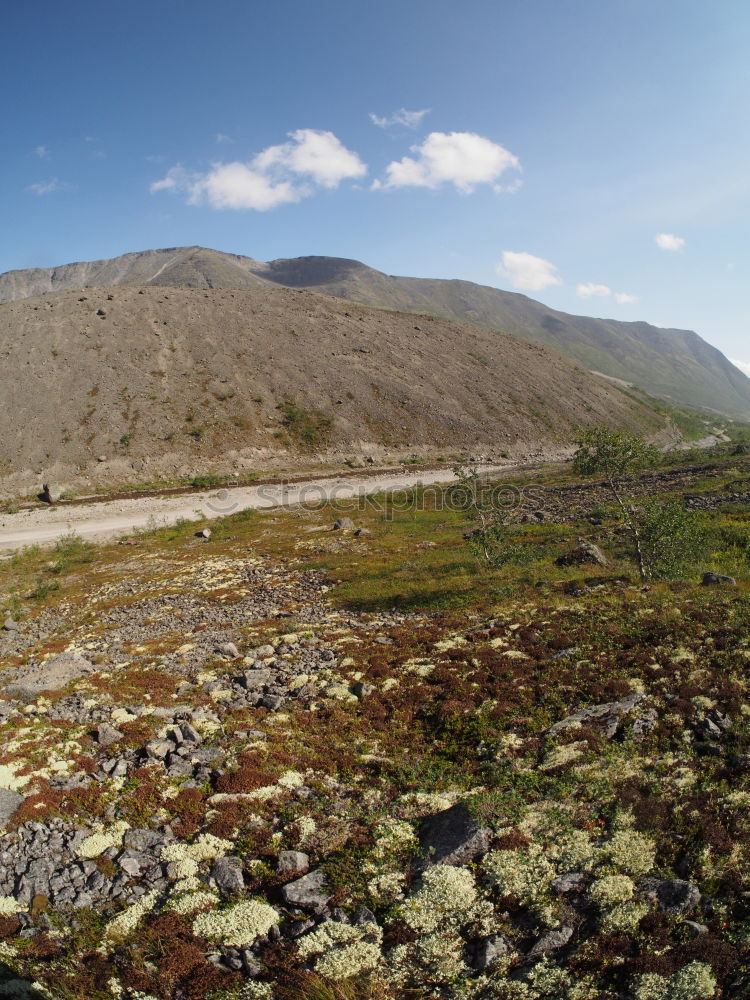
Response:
[1,245,748,417]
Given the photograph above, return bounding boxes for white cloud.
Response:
[731,358,750,378]
[379,131,520,193]
[497,251,562,292]
[655,232,685,251]
[215,132,234,144]
[614,292,637,304]
[577,282,611,299]
[34,145,48,159]
[253,129,366,188]
[151,129,366,211]
[26,178,67,196]
[369,108,430,129]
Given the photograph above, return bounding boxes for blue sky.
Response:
[3,0,749,373]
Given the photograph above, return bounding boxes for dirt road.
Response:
[0,465,508,553]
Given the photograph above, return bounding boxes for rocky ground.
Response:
[0,456,748,1000]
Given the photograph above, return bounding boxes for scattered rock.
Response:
[2,617,20,632]
[40,483,62,504]
[639,877,701,915]
[196,528,212,539]
[4,651,97,701]
[351,681,374,699]
[551,872,587,894]
[631,709,658,741]
[555,541,607,567]
[280,869,330,911]
[278,851,310,874]
[0,788,24,828]
[333,517,355,531]
[95,723,124,748]
[527,925,573,959]
[682,920,709,937]
[216,642,240,659]
[701,572,737,586]
[470,934,513,971]
[418,803,490,867]
[354,527,371,537]
[548,692,646,739]
[211,856,245,893]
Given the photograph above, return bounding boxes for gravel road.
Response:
[0,465,506,553]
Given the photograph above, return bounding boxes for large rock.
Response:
[527,925,573,958]
[702,572,737,587]
[418,803,490,867]
[211,856,245,893]
[281,869,331,911]
[555,541,607,567]
[639,877,700,915]
[470,934,513,971]
[278,850,309,874]
[41,483,62,504]
[3,651,96,701]
[333,517,355,531]
[547,692,646,739]
[0,788,24,828]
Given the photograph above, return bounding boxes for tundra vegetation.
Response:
[0,438,748,999]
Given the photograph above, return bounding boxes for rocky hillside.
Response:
[0,284,667,497]
[2,246,748,418]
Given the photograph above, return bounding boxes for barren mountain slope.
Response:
[259,256,750,418]
[2,246,748,417]
[0,284,666,494]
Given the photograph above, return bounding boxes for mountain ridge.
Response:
[1,245,748,418]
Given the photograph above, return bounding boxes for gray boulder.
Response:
[527,925,573,959]
[333,517,355,531]
[639,877,700,915]
[548,692,646,739]
[278,850,309,874]
[418,803,490,867]
[95,723,124,748]
[556,541,607,567]
[702,572,737,587]
[41,483,62,504]
[470,934,513,971]
[211,856,245,893]
[4,651,96,701]
[281,869,331,911]
[0,788,24,828]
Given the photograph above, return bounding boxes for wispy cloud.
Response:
[151,129,367,211]
[376,131,520,193]
[34,145,48,159]
[576,282,611,299]
[497,251,562,292]
[369,108,430,129]
[655,232,685,251]
[216,133,234,144]
[26,178,70,196]
[576,283,637,305]
[731,358,750,378]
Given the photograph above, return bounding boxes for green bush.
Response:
[638,500,708,579]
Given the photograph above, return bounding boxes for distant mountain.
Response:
[2,246,748,418]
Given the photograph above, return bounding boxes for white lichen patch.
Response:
[192,899,279,946]
[161,833,233,863]
[77,821,130,859]
[297,920,383,979]
[104,890,160,940]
